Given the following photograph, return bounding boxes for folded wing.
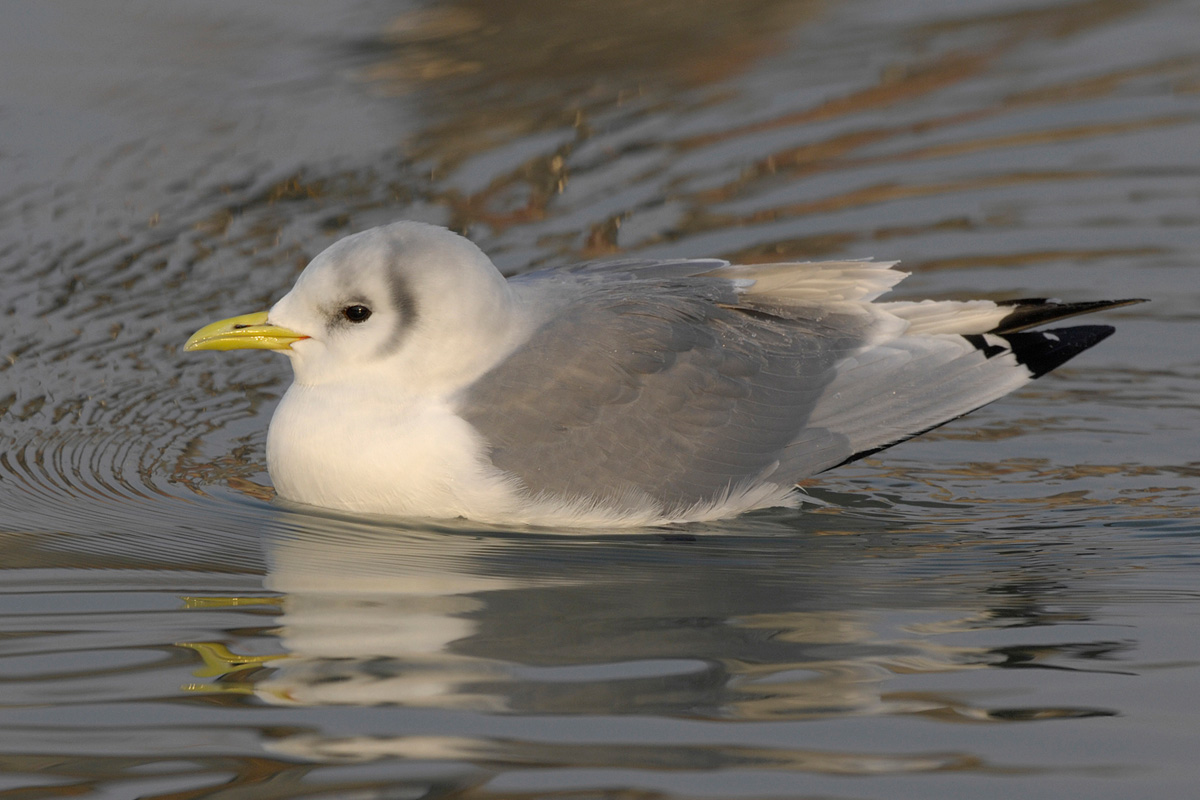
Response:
[457,259,1138,518]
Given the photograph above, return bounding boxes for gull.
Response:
[185,221,1138,527]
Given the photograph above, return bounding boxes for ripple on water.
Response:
[2,0,1199,797]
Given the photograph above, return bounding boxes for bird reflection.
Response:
[173,508,1122,769]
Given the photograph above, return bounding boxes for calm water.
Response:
[2,1,1198,798]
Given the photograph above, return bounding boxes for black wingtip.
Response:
[992,298,1147,334]
[826,322,1124,473]
[998,324,1116,378]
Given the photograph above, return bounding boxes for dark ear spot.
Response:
[388,271,418,324]
[376,271,420,357]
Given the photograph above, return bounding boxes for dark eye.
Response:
[342,304,372,323]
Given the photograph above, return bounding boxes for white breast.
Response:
[266,384,524,520]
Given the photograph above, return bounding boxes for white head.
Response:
[186,222,520,397]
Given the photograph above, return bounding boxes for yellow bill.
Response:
[184,311,308,352]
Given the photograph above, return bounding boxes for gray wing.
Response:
[457,275,870,513]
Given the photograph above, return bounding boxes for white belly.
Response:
[265,384,522,520]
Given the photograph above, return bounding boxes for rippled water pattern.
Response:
[2,0,1198,797]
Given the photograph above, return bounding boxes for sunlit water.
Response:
[2,1,1198,798]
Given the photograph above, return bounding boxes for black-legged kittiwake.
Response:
[185,221,1140,526]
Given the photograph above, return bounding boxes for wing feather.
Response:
[457,274,874,513]
[457,259,1131,518]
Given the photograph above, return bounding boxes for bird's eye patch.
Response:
[342,305,372,323]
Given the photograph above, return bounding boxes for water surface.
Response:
[2,1,1198,798]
